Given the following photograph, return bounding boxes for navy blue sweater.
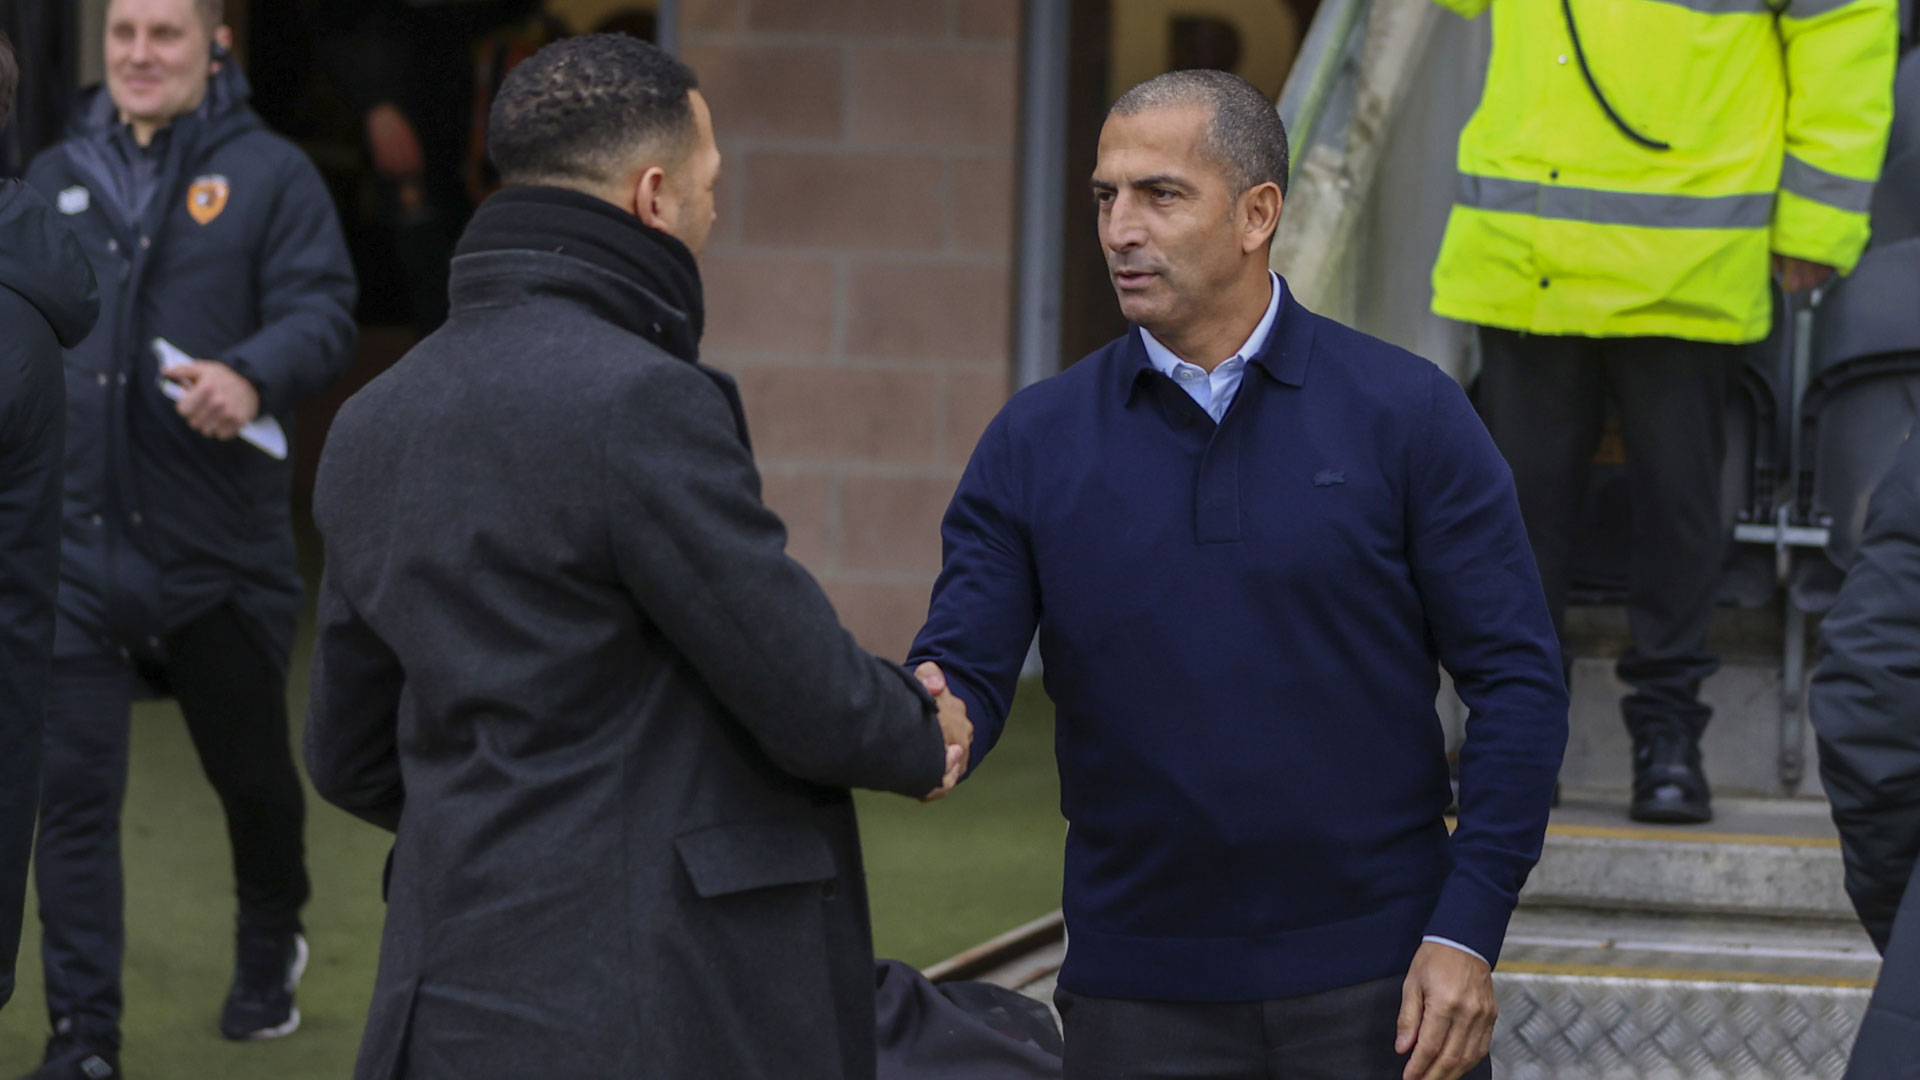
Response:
[908,287,1568,1002]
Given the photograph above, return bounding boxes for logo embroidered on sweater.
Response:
[57,186,90,215]
[186,174,230,225]
[1313,469,1347,487]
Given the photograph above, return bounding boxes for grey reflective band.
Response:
[1780,154,1876,213]
[1639,0,1775,15]
[1457,174,1775,230]
[1782,0,1867,18]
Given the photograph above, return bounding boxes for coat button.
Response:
[129,512,143,526]
[139,236,151,250]
[1540,278,1551,288]
[821,880,839,900]
[89,514,103,525]
[1558,54,1569,65]
[106,239,119,253]
[96,373,108,386]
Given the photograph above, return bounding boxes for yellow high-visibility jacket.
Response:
[1430,0,1898,344]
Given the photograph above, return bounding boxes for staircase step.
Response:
[1495,908,1875,1079]
[1521,796,1852,920]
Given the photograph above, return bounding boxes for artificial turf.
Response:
[0,632,1065,1079]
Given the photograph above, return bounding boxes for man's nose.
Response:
[1104,198,1146,252]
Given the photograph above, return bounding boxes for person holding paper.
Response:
[19,0,355,1074]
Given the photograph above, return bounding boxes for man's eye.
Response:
[1152,188,1175,201]
[1093,191,1113,205]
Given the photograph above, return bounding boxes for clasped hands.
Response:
[913,661,972,802]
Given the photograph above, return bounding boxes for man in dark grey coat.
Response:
[0,33,100,1016]
[306,35,971,1080]
[21,0,356,1073]
[1813,431,1920,1078]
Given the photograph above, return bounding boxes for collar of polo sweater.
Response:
[1138,272,1284,422]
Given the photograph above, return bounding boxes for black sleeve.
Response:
[602,361,948,798]
[1813,433,1920,951]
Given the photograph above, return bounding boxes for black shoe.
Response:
[21,1032,119,1080]
[219,931,307,1041]
[1630,732,1713,824]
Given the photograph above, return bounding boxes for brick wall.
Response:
[682,0,1021,657]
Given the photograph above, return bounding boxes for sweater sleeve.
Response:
[1406,365,1569,967]
[907,410,1040,776]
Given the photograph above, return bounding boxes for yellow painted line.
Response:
[1501,961,1875,989]
[1544,823,1841,850]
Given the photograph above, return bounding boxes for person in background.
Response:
[20,0,356,1074]
[911,70,1568,1080]
[306,36,969,1080]
[0,30,99,1017]
[1812,433,1920,1077]
[313,0,547,332]
[1429,0,1898,824]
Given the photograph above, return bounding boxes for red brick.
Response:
[848,46,1018,147]
[680,0,743,31]
[840,474,958,574]
[955,0,1021,38]
[700,252,836,354]
[944,368,1008,464]
[737,366,938,463]
[743,153,945,249]
[952,154,1016,253]
[845,260,1011,362]
[749,0,948,36]
[820,578,937,658]
[682,43,842,140]
[759,471,834,569]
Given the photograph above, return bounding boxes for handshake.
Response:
[914,662,973,803]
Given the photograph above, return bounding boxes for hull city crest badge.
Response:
[187,175,230,225]
[57,186,90,215]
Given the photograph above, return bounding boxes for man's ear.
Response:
[211,25,233,71]
[1240,181,1282,254]
[631,164,674,233]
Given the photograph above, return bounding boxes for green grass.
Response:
[0,637,1064,1079]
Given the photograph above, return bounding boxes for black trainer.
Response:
[1630,731,1712,824]
[219,931,307,1041]
[20,1031,119,1080]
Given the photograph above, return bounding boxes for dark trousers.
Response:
[1476,328,1735,740]
[1055,977,1493,1080]
[34,605,309,1046]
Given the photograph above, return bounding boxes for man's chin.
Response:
[1114,294,1165,326]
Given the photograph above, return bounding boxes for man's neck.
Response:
[1146,268,1274,373]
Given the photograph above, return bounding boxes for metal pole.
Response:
[656,0,680,55]
[1013,0,1069,390]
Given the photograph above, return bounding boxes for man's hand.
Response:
[915,661,972,802]
[366,103,425,180]
[1397,942,1496,1080]
[163,361,260,441]
[1774,254,1836,294]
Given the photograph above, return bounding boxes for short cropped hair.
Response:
[487,34,699,188]
[1110,69,1290,198]
[0,34,16,128]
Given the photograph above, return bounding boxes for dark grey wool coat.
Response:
[1815,432,1920,1079]
[305,195,948,1080]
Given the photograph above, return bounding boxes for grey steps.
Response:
[1521,795,1852,920]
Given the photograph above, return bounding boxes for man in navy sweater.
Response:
[909,70,1568,1080]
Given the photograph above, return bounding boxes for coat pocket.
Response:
[673,819,836,899]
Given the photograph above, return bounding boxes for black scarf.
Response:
[455,184,705,362]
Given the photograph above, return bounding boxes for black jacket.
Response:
[24,63,355,667]
[1813,431,1920,1077]
[0,179,99,1009]
[305,187,948,1080]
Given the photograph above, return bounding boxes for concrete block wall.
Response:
[681,0,1021,657]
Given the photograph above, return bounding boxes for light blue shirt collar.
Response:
[1138,272,1283,423]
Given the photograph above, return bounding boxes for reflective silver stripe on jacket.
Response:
[1780,153,1876,214]
[1457,174,1776,230]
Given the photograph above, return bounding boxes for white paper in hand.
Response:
[151,338,288,460]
